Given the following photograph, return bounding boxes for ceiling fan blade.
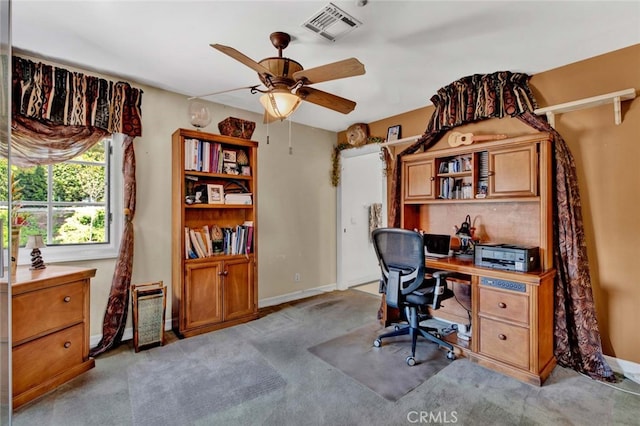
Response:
[210,44,274,77]
[292,58,365,85]
[297,87,356,114]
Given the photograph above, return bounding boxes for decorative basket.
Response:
[218,117,256,140]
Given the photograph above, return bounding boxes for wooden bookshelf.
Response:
[171,128,259,338]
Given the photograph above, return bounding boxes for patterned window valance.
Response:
[12,56,143,137]
[426,71,537,134]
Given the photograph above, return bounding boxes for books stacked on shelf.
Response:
[225,193,252,205]
[184,221,254,259]
[184,138,231,173]
[477,151,489,198]
[439,155,472,174]
[440,179,473,200]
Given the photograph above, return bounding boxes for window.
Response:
[1,137,123,264]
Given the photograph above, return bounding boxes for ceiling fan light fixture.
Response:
[260,90,302,120]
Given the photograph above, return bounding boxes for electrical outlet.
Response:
[294,273,301,282]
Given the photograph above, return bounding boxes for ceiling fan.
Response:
[209,32,366,123]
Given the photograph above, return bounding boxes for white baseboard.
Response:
[90,284,338,346]
[604,355,640,385]
[258,283,337,308]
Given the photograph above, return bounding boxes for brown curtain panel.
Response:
[389,71,613,381]
[90,135,136,357]
[10,56,143,356]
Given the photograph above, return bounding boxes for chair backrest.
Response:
[372,228,425,308]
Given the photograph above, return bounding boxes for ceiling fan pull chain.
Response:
[267,120,270,144]
[289,119,293,155]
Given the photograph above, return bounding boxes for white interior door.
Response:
[337,144,386,290]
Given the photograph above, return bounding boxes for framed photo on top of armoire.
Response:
[387,125,401,142]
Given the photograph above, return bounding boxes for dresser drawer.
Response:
[13,323,85,395]
[479,286,529,324]
[13,281,85,343]
[479,317,530,369]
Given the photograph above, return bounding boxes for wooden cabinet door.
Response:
[223,257,255,321]
[404,159,435,201]
[184,261,223,329]
[488,144,537,197]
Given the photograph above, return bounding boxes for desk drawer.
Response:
[13,323,85,395]
[13,281,85,343]
[479,317,529,369]
[479,286,529,324]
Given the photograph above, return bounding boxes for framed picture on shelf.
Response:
[222,150,237,163]
[386,125,401,142]
[223,162,239,175]
[207,184,224,204]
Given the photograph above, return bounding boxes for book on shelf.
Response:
[189,229,207,258]
[202,225,213,256]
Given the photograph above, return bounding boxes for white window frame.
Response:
[15,134,123,265]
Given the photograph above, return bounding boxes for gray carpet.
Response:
[128,334,286,426]
[11,289,640,426]
[308,322,453,401]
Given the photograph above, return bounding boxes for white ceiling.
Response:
[12,0,640,133]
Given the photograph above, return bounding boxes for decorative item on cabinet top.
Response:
[218,117,256,139]
[188,99,213,130]
[346,123,369,147]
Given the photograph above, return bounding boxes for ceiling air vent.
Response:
[302,2,362,42]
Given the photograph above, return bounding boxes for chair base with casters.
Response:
[373,269,457,366]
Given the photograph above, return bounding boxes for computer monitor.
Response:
[424,233,451,258]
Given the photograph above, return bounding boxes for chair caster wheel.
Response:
[394,325,401,331]
[406,356,416,366]
[447,351,456,360]
[373,339,382,348]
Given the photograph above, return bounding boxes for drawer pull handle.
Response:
[64,341,72,349]
[498,334,507,341]
[498,302,506,309]
[64,296,71,303]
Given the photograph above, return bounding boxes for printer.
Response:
[474,243,540,272]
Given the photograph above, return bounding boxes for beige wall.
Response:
[352,44,640,364]
[17,55,338,337]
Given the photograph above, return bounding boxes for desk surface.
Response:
[426,256,555,285]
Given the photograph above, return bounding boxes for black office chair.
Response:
[372,227,456,366]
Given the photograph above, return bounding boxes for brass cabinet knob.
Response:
[64,296,71,303]
[64,341,72,348]
[498,334,507,341]
[430,176,435,181]
[498,302,506,309]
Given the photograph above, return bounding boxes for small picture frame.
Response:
[386,125,401,142]
[222,150,237,163]
[241,165,251,176]
[223,162,239,175]
[207,184,224,204]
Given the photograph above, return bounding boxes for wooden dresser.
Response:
[4,265,96,409]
